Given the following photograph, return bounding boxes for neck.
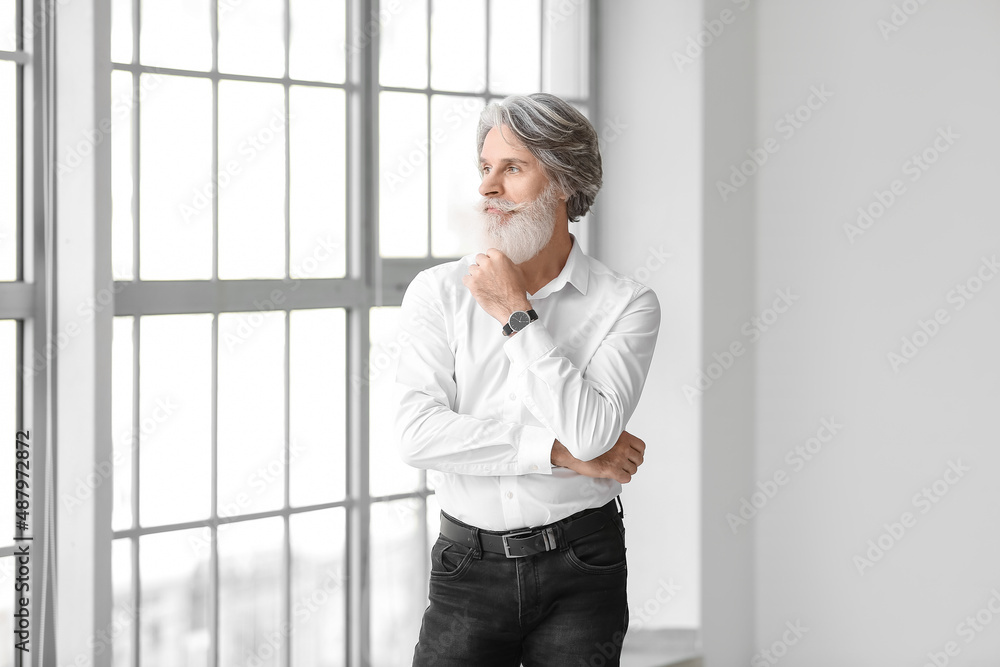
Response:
[519,223,573,295]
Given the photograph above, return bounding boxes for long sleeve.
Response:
[503,285,661,462]
[393,270,556,476]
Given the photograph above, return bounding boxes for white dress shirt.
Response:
[393,234,660,531]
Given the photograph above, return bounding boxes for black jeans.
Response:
[411,499,629,667]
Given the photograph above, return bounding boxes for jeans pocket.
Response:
[430,535,476,581]
[564,518,627,575]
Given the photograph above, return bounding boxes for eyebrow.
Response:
[479,156,530,166]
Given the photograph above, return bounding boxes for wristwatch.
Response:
[502,309,538,336]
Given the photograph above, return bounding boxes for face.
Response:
[478,125,561,264]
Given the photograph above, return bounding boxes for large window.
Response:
[5,0,595,665]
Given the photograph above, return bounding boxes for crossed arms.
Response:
[393,262,660,483]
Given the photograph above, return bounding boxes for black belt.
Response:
[439,497,623,559]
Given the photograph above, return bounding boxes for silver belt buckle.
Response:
[501,529,533,558]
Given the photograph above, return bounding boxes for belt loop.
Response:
[614,495,624,518]
[471,526,483,559]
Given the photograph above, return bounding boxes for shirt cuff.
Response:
[517,424,555,475]
[504,320,556,377]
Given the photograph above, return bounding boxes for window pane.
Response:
[290,309,346,507]
[218,0,285,78]
[430,95,483,258]
[0,320,14,551]
[139,314,213,527]
[379,92,428,257]
[139,528,211,665]
[379,0,427,89]
[111,0,134,63]
[291,508,346,667]
[430,0,485,93]
[543,0,589,98]
[289,86,346,279]
[0,0,15,51]
[140,74,213,280]
[112,316,134,531]
[489,0,541,95]
[218,517,283,667]
[369,307,420,496]
[140,0,212,72]
[289,0,346,84]
[0,61,16,281]
[111,70,134,281]
[218,311,285,518]
[112,538,135,667]
[218,80,286,280]
[370,500,427,667]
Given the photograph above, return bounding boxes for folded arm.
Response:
[503,285,661,462]
[393,271,556,476]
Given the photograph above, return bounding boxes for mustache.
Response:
[479,197,527,214]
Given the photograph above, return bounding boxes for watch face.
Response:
[510,311,531,331]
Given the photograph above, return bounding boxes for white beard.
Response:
[478,184,558,264]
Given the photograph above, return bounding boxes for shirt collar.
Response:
[528,233,590,300]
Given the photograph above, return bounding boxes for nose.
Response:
[479,169,501,198]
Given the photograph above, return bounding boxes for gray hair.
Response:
[476,93,602,222]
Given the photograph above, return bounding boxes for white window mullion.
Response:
[52,0,115,666]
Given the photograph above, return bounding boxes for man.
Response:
[395,92,660,666]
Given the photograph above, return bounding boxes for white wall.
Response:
[754,1,1000,665]
[598,0,705,631]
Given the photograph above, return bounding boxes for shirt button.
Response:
[508,392,517,400]
[506,491,513,499]
[530,464,538,471]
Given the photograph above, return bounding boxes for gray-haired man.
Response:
[395,92,660,666]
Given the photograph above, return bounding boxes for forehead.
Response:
[480,125,537,164]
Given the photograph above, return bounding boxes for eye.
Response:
[507,165,519,173]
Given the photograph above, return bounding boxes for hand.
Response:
[550,431,646,484]
[461,248,532,324]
